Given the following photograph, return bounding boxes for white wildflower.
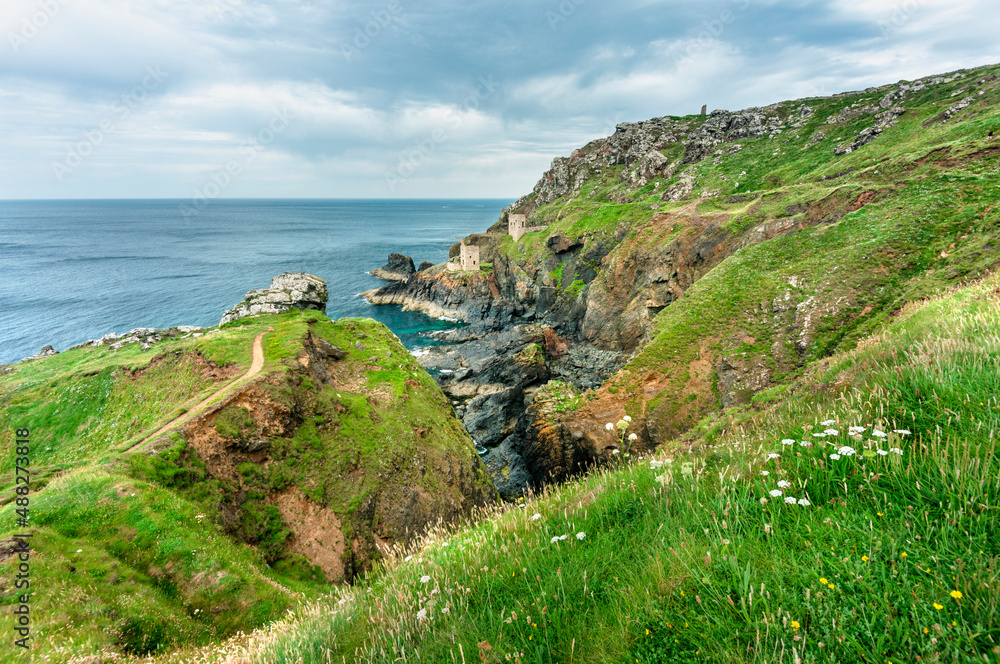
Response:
[797,498,811,507]
[829,453,841,460]
[441,607,450,614]
[623,415,632,422]
[890,448,903,455]
[405,555,413,562]
[820,419,837,426]
[837,446,857,456]
[872,429,888,438]
[420,575,431,584]
[893,429,911,435]
[876,449,888,456]
[769,489,783,497]
[559,534,568,541]
[785,496,798,505]
[777,480,791,488]
[576,532,586,540]
[650,460,664,469]
[628,433,638,441]
[824,428,839,436]
[416,608,427,621]
[799,441,812,447]
[531,513,542,521]
[605,423,614,431]
[760,470,770,476]
[781,439,796,446]
[768,453,780,460]
[812,432,826,437]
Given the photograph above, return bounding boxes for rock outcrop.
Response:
[371,253,416,281]
[220,273,328,325]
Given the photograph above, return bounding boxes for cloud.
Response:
[0,0,998,198]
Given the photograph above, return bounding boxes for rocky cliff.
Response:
[364,63,1000,497]
[220,272,328,325]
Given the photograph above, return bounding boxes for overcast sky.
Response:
[1,0,998,199]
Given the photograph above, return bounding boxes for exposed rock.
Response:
[220,273,328,325]
[835,107,905,155]
[20,345,59,362]
[418,260,434,272]
[371,253,416,282]
[463,387,525,450]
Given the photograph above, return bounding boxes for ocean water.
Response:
[0,199,512,364]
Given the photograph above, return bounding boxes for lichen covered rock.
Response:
[221,273,328,325]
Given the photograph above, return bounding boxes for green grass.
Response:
[197,273,1000,664]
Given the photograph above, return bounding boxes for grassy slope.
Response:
[503,63,1000,439]
[0,309,487,661]
[204,271,1000,664]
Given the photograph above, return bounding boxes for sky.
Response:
[1,0,998,199]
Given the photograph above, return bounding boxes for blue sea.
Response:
[0,199,512,365]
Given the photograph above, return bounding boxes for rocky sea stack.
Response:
[220,272,328,325]
[371,253,417,281]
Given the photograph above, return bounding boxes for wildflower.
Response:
[799,441,811,447]
[76,549,82,553]
[837,446,857,456]
[559,534,568,541]
[933,602,944,610]
[819,577,828,585]
[785,496,798,505]
[769,489,784,497]
[576,532,586,540]
[901,552,907,558]
[531,513,542,521]
[761,470,770,476]
[623,415,632,422]
[777,480,791,488]
[782,438,796,445]
[890,448,903,455]
[872,429,888,438]
[820,419,837,426]
[893,429,911,435]
[812,432,827,437]
[612,449,620,455]
[550,536,560,544]
[950,590,963,599]
[628,433,638,441]
[420,575,431,584]
[605,423,614,431]
[862,555,869,562]
[877,449,888,456]
[768,453,780,460]
[790,620,800,631]
[441,607,450,614]
[650,460,664,469]
[797,498,811,507]
[824,428,839,436]
[405,555,413,562]
[416,608,428,621]
[829,453,841,460]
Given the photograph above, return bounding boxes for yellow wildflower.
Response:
[819,577,828,585]
[862,556,869,562]
[933,603,944,610]
[791,620,800,631]
[950,590,963,599]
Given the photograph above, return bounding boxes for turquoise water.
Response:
[0,199,511,364]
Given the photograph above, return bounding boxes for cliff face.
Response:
[364,63,1000,495]
[0,303,496,656]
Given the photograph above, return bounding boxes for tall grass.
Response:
[189,276,1000,664]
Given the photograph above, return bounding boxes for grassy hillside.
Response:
[0,309,493,661]
[194,272,1000,664]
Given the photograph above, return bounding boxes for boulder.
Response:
[371,253,416,282]
[20,345,59,362]
[220,273,328,325]
[418,261,434,272]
